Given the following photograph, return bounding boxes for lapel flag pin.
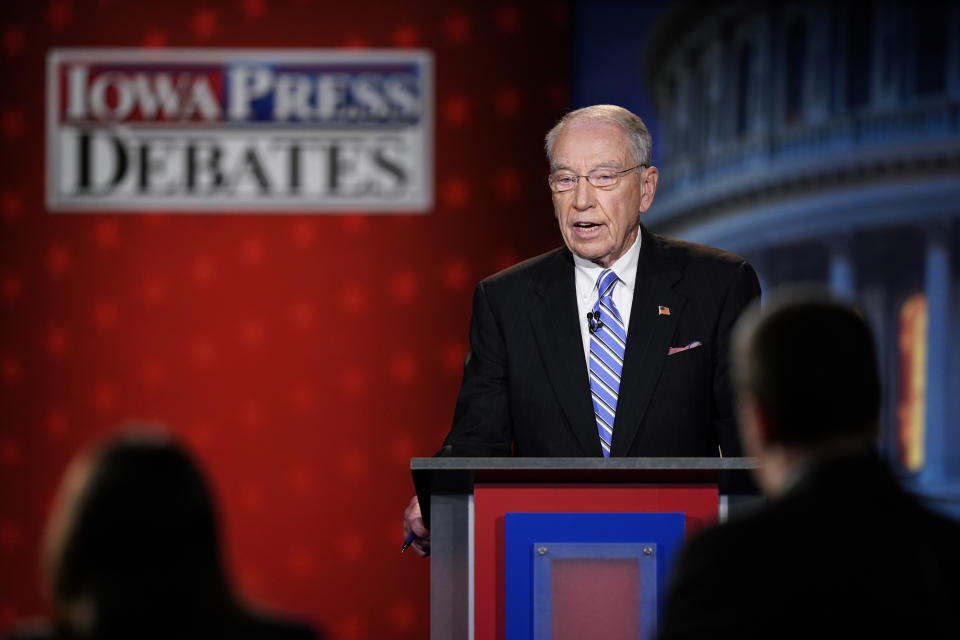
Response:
[658,306,671,316]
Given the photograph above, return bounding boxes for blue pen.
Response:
[401,531,417,553]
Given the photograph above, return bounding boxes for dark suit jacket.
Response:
[443,224,761,457]
[658,452,960,638]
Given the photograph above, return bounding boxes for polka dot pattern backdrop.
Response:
[0,0,569,636]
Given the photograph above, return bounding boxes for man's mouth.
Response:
[571,222,603,239]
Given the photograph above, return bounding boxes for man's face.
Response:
[550,120,657,267]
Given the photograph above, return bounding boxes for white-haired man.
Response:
[404,105,760,555]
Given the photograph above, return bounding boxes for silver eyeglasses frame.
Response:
[547,163,648,192]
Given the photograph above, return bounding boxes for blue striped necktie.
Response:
[589,269,627,457]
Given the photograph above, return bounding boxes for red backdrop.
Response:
[0,1,569,637]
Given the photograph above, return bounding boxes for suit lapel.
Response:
[529,249,601,456]
[610,227,684,457]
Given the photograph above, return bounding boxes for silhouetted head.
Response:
[732,289,881,451]
[44,427,236,636]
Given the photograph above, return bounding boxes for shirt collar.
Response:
[573,228,642,302]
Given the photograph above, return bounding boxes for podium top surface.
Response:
[411,456,756,471]
[411,457,757,498]
[410,457,759,527]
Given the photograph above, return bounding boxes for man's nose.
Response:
[572,177,594,210]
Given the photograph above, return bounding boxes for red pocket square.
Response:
[668,341,702,356]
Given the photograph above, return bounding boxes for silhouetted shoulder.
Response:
[1,619,56,640]
[1,611,322,640]
[661,454,960,638]
[234,610,321,640]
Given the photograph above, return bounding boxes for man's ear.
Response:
[638,166,658,212]
[752,401,776,446]
[738,394,774,456]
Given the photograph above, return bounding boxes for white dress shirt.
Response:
[572,229,642,370]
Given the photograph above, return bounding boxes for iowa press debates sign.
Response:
[46,49,433,212]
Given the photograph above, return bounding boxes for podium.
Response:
[412,457,757,640]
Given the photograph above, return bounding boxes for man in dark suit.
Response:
[403,105,760,555]
[658,292,960,638]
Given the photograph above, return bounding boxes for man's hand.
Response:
[402,495,430,557]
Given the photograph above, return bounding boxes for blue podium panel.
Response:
[504,512,686,640]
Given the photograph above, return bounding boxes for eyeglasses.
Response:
[547,164,647,192]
